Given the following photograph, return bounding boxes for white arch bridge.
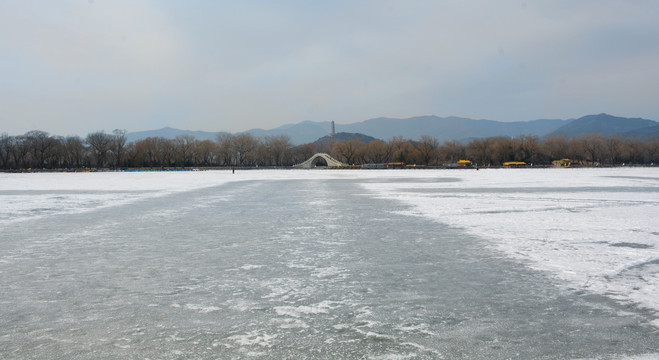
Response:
[295,153,345,168]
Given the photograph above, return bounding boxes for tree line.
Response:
[1,129,658,170]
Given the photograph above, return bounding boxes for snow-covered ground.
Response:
[0,171,233,224]
[1,167,658,324]
[360,167,659,325]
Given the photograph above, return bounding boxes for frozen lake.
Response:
[1,168,658,359]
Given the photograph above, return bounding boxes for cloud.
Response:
[1,0,658,136]
[0,1,189,134]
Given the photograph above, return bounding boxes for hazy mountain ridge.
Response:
[245,121,331,145]
[337,116,571,143]
[126,127,229,143]
[125,114,658,145]
[622,124,659,139]
[547,113,657,138]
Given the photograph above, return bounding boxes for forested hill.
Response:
[314,132,378,146]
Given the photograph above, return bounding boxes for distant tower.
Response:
[331,121,336,137]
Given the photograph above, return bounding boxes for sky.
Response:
[1,1,658,136]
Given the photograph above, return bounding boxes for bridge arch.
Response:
[295,153,345,169]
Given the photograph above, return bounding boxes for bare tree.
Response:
[541,136,570,162]
[621,138,642,164]
[216,134,235,166]
[289,143,317,165]
[489,137,513,165]
[604,136,623,165]
[232,133,259,166]
[466,138,493,166]
[579,134,605,165]
[196,140,219,166]
[262,135,293,166]
[25,130,57,168]
[518,135,540,164]
[112,129,127,168]
[133,137,158,167]
[439,140,466,163]
[173,135,197,167]
[387,137,414,164]
[64,136,88,168]
[363,140,393,163]
[331,139,364,164]
[645,139,659,164]
[86,131,113,168]
[46,137,66,169]
[8,135,29,169]
[0,133,10,169]
[159,138,176,167]
[415,135,439,165]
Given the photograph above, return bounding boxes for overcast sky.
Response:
[1,1,658,136]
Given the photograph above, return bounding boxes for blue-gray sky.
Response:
[1,1,658,136]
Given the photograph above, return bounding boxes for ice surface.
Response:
[2,168,658,316]
[1,168,658,358]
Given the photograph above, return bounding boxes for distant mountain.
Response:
[245,121,331,145]
[623,124,659,139]
[547,114,658,138]
[126,127,228,143]
[337,115,570,143]
[243,115,571,144]
[125,113,658,145]
[314,132,378,147]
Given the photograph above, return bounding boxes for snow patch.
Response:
[184,303,221,313]
[227,330,277,348]
[274,300,338,318]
